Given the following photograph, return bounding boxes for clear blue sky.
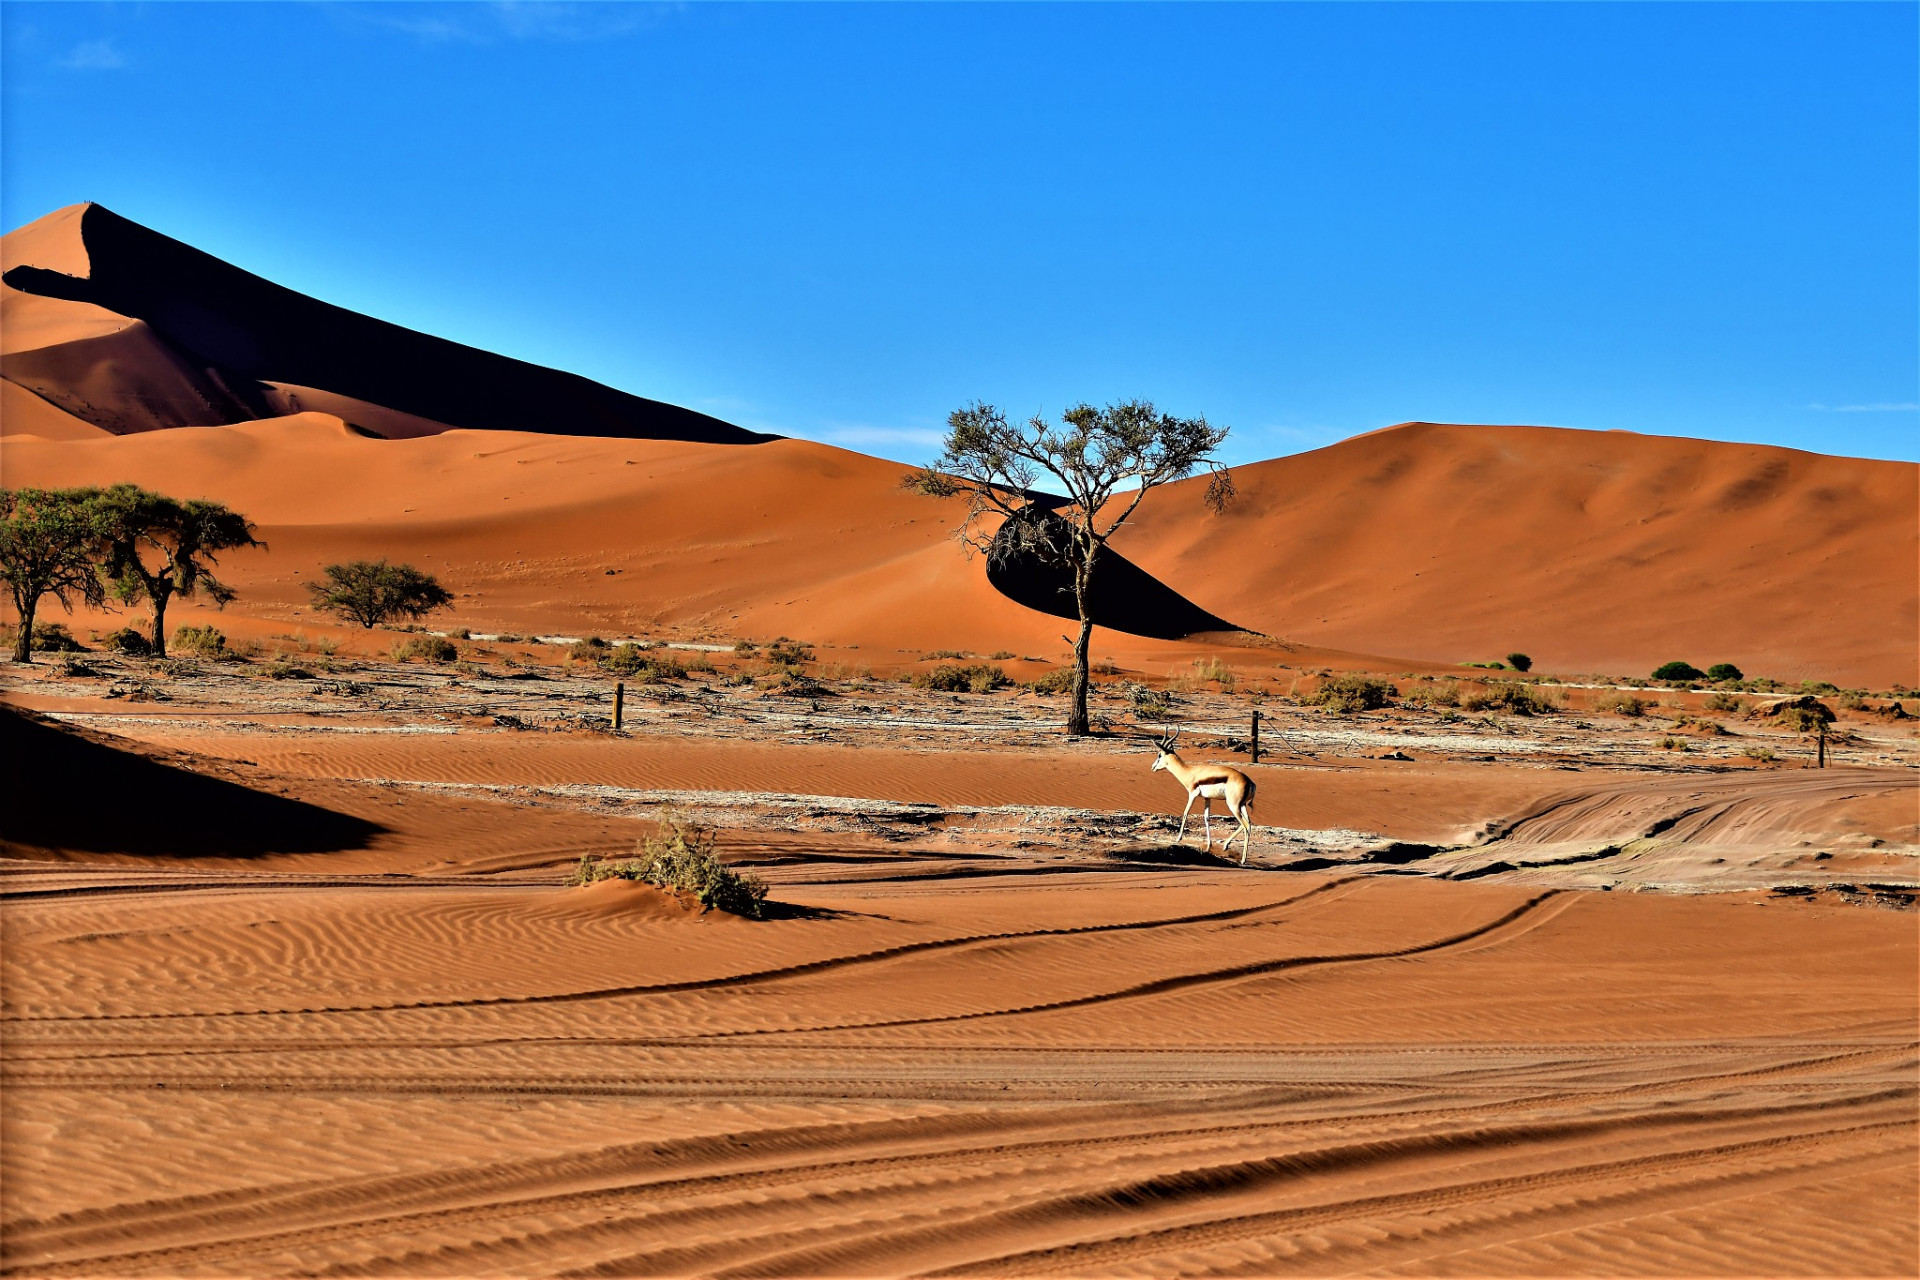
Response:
[4,2,1915,465]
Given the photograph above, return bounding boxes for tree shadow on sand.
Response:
[0,705,385,857]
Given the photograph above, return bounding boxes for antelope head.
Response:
[1150,728,1181,773]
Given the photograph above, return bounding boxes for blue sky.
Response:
[4,2,1915,465]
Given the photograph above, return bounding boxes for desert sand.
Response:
[3,204,1917,1276]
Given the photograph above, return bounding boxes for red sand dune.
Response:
[4,203,1914,683]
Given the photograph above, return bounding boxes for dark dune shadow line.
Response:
[3,204,770,445]
[0,705,385,858]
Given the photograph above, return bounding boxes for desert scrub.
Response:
[1744,745,1777,762]
[1652,661,1705,682]
[569,636,610,663]
[1190,657,1236,690]
[1702,692,1746,713]
[391,635,458,663]
[31,622,86,653]
[915,662,1008,693]
[574,815,768,918]
[1126,682,1173,718]
[765,638,814,665]
[102,626,153,656]
[1460,681,1558,715]
[1655,736,1691,751]
[1403,681,1461,709]
[988,650,1015,661]
[604,644,684,680]
[1594,690,1647,717]
[1028,667,1076,695]
[170,625,228,657]
[923,648,968,660]
[1305,674,1396,714]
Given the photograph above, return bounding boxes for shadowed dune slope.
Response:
[0,705,384,858]
[1,203,766,444]
[1114,422,1918,686]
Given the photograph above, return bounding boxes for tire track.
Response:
[3,879,1363,1025]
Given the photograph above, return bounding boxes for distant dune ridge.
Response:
[2,205,1913,684]
[1,202,768,443]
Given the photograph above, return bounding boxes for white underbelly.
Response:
[1196,783,1232,801]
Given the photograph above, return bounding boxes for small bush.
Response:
[681,652,717,675]
[1404,682,1461,709]
[1091,660,1122,676]
[1190,657,1236,690]
[1461,681,1558,715]
[766,638,813,665]
[1028,667,1076,695]
[1777,706,1831,733]
[1702,692,1745,713]
[1126,682,1172,718]
[732,638,758,655]
[171,625,226,657]
[1799,680,1839,695]
[915,662,1008,693]
[570,636,610,662]
[102,627,153,656]
[392,635,458,663]
[1655,736,1690,751]
[1653,661,1705,682]
[988,650,1015,661]
[1505,652,1533,673]
[31,623,85,653]
[1744,745,1776,762]
[1305,674,1396,713]
[574,814,768,918]
[923,648,968,661]
[1595,690,1647,717]
[1706,662,1743,682]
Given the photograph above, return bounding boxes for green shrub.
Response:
[1127,682,1172,717]
[575,814,768,918]
[1306,674,1396,713]
[604,643,684,679]
[1702,692,1745,713]
[732,638,758,655]
[1744,745,1776,762]
[171,624,227,656]
[1652,661,1705,682]
[392,635,458,663]
[102,626,152,656]
[31,623,85,653]
[1706,662,1743,682]
[1655,736,1690,751]
[1505,652,1533,673]
[915,662,1007,693]
[1594,690,1647,717]
[570,636,609,662]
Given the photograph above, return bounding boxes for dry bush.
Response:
[1655,736,1690,751]
[1744,745,1776,762]
[1126,682,1172,718]
[1028,667,1076,695]
[574,814,768,918]
[1594,690,1647,717]
[766,638,814,665]
[1304,674,1396,713]
[102,626,152,656]
[988,650,1015,661]
[1403,682,1460,709]
[172,625,227,657]
[1702,692,1745,713]
[916,662,1007,693]
[391,635,458,663]
[1190,657,1236,690]
[923,648,968,661]
[1460,681,1558,715]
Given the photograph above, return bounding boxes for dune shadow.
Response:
[0,705,385,858]
[1104,841,1244,868]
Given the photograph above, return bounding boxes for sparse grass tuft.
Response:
[392,635,458,663]
[1028,667,1076,695]
[915,662,1008,694]
[1594,690,1647,717]
[172,625,227,657]
[1460,681,1558,715]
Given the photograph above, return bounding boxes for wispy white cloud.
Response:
[1808,401,1919,413]
[807,422,947,457]
[339,2,670,46]
[57,39,126,70]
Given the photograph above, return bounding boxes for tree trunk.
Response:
[148,588,170,658]
[13,597,36,663]
[1067,561,1095,736]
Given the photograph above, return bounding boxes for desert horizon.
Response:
[3,5,1916,1275]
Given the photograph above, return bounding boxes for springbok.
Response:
[1151,731,1257,864]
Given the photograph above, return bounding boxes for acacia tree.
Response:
[908,400,1233,736]
[1,487,108,663]
[306,560,454,629]
[93,484,260,658]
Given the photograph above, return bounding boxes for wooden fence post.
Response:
[1251,709,1261,764]
[1817,721,1826,768]
[613,681,625,732]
